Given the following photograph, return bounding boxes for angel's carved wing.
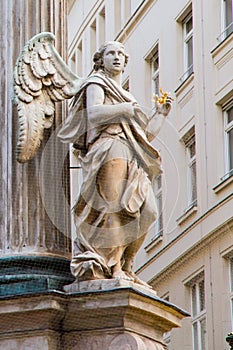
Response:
[14,32,82,163]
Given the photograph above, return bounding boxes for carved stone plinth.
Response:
[0,281,189,349]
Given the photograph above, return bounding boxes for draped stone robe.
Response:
[58,71,161,279]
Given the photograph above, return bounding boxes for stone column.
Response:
[0,0,74,296]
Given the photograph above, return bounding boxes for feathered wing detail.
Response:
[14,32,82,163]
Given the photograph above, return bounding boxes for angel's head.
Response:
[93,41,129,73]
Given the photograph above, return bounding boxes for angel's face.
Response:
[103,43,126,75]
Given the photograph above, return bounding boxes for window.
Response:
[184,130,197,208]
[98,7,106,47]
[70,40,83,76]
[144,43,159,109]
[121,0,131,24]
[154,174,163,237]
[90,20,97,59]
[230,258,233,327]
[77,41,83,76]
[224,103,233,179]
[151,48,159,96]
[222,0,233,39]
[191,276,207,350]
[181,12,193,82]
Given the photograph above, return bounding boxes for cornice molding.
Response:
[149,217,233,286]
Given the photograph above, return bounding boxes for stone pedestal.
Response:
[0,280,189,349]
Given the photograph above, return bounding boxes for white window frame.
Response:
[190,276,207,350]
[97,7,106,48]
[151,48,159,97]
[185,133,197,208]
[230,258,233,328]
[221,0,233,40]
[121,0,131,25]
[223,102,233,179]
[77,41,83,76]
[181,12,193,82]
[144,42,159,110]
[69,40,83,77]
[90,19,97,61]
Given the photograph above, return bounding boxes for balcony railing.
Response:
[179,64,194,84]
[217,22,233,42]
[220,168,233,182]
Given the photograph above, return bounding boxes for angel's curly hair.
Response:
[93,41,129,71]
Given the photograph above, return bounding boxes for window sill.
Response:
[176,202,198,225]
[211,31,233,57]
[213,172,233,193]
[175,72,194,96]
[144,232,163,252]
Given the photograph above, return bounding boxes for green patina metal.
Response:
[0,256,75,296]
[226,332,233,349]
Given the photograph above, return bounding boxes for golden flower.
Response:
[152,88,173,105]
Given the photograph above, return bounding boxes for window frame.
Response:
[69,40,83,76]
[182,129,197,209]
[151,48,160,97]
[230,258,233,328]
[97,6,106,47]
[223,102,233,178]
[190,275,207,350]
[181,12,194,82]
[186,134,197,208]
[144,41,159,110]
[221,0,233,39]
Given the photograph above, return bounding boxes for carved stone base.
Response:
[0,280,189,349]
[63,331,165,349]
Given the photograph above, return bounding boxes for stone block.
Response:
[0,281,189,349]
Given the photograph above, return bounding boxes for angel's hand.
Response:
[159,96,173,116]
[153,92,173,117]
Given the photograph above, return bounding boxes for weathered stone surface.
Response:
[64,277,156,294]
[0,0,72,296]
[0,332,60,350]
[0,0,71,258]
[0,284,189,349]
[63,332,165,350]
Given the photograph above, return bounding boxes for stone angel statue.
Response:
[14,33,172,287]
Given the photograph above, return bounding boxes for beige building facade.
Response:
[68,0,233,349]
